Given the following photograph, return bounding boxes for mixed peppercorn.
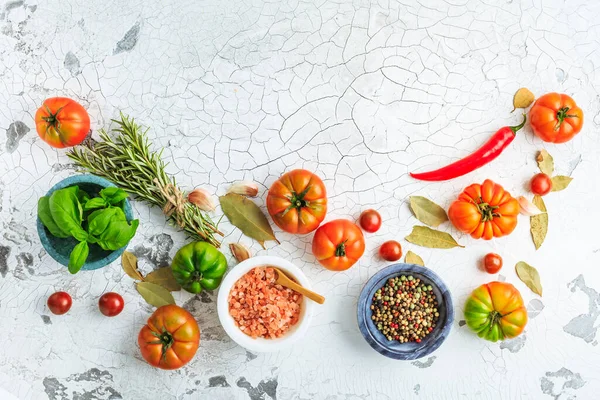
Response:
[370,275,440,343]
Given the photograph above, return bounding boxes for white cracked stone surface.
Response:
[1,0,599,399]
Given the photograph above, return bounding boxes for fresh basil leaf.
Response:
[49,186,87,239]
[38,196,70,238]
[97,219,139,250]
[69,241,89,274]
[100,187,129,205]
[71,230,88,242]
[87,207,120,236]
[84,197,108,211]
[76,188,91,204]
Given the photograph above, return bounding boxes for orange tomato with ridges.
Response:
[448,179,519,240]
[529,92,583,143]
[312,219,365,271]
[464,282,527,342]
[267,169,327,234]
[35,97,90,148]
[138,305,200,370]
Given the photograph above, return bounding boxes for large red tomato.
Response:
[35,97,90,148]
[312,219,365,271]
[529,93,583,143]
[138,305,200,370]
[266,169,327,234]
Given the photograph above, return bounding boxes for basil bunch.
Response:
[38,185,139,274]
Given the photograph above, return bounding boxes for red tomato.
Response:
[312,219,365,271]
[98,292,124,317]
[483,253,503,274]
[35,97,90,148]
[359,209,382,233]
[47,291,72,315]
[379,241,402,261]
[529,93,583,143]
[530,173,552,196]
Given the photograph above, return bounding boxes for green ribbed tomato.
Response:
[464,281,527,342]
[171,242,227,294]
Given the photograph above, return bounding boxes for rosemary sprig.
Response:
[67,114,222,247]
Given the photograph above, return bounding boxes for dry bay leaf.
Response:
[136,282,176,307]
[551,176,573,192]
[530,195,548,250]
[405,226,464,249]
[409,196,448,227]
[515,261,543,296]
[121,251,144,281]
[536,150,554,176]
[405,250,425,266]
[145,267,181,291]
[219,193,279,249]
[512,88,535,111]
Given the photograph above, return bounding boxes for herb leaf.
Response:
[515,261,543,296]
[136,282,176,307]
[121,251,144,281]
[405,250,424,266]
[97,219,139,251]
[38,196,70,238]
[49,186,87,240]
[100,187,129,205]
[551,176,573,192]
[530,195,548,250]
[69,241,89,274]
[84,197,108,211]
[219,193,279,248]
[409,196,448,227]
[405,226,464,249]
[145,267,181,291]
[536,150,554,176]
[512,88,535,111]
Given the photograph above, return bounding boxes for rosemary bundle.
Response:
[67,114,222,247]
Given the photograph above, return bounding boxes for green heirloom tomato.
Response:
[464,281,528,342]
[171,242,228,294]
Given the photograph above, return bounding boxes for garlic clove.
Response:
[517,196,545,216]
[187,188,216,211]
[229,243,251,262]
[227,181,259,197]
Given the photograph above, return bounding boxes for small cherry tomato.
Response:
[47,291,72,315]
[379,241,402,261]
[530,173,552,196]
[359,209,382,233]
[98,292,124,317]
[483,253,503,274]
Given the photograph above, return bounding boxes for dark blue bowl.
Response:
[357,263,454,360]
[37,174,134,271]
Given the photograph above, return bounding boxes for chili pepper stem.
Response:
[509,114,527,134]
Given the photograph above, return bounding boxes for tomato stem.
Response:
[476,198,500,222]
[554,107,578,131]
[335,241,347,257]
[282,185,311,216]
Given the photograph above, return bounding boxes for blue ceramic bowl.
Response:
[37,174,134,271]
[357,263,454,360]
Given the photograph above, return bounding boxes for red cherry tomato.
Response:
[98,292,124,317]
[530,173,552,196]
[483,253,503,274]
[47,291,72,315]
[379,241,402,261]
[359,209,382,233]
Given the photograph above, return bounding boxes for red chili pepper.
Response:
[410,115,527,181]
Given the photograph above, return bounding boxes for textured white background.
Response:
[1,0,599,399]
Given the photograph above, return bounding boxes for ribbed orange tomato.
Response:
[448,179,519,240]
[35,97,90,148]
[529,93,583,143]
[267,169,327,234]
[138,305,200,370]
